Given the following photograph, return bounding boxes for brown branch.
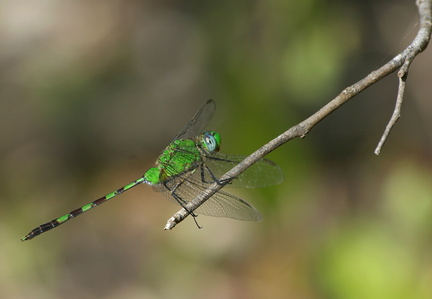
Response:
[375,0,432,154]
[374,73,407,155]
[164,0,432,230]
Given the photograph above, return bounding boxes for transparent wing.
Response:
[153,170,262,221]
[174,99,216,140]
[202,153,284,188]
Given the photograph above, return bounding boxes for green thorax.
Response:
[144,131,221,185]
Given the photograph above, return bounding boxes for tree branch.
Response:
[164,0,432,230]
[374,0,432,154]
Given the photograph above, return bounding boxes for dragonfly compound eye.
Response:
[203,131,221,152]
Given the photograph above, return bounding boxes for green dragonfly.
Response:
[21,100,283,241]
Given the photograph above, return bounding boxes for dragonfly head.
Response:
[200,131,221,153]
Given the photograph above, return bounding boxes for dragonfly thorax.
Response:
[143,131,221,186]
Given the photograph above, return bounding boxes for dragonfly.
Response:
[21,100,284,241]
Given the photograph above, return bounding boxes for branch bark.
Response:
[164,0,432,230]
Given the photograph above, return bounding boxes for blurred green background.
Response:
[2,1,432,298]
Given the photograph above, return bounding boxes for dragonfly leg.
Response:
[192,216,202,229]
[200,163,233,186]
[164,179,202,228]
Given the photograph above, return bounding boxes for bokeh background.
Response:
[2,1,432,298]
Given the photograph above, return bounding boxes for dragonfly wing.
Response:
[203,153,284,188]
[155,170,262,221]
[196,187,262,221]
[174,100,216,140]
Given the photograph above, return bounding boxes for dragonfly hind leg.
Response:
[164,180,202,229]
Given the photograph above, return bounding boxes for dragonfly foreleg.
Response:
[199,163,233,186]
